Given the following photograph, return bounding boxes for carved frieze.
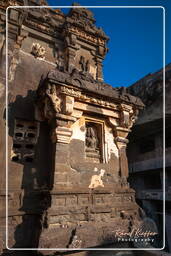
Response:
[0,0,19,7]
[60,85,118,110]
[68,26,106,46]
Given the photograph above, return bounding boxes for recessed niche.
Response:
[13,144,22,149]
[12,155,19,162]
[16,124,24,128]
[85,121,103,162]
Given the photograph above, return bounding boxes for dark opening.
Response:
[25,157,33,162]
[12,155,19,161]
[16,124,24,128]
[166,133,171,148]
[139,137,155,154]
[25,144,34,149]
[28,126,36,130]
[143,172,161,189]
[13,144,22,149]
[15,133,23,137]
[27,133,35,138]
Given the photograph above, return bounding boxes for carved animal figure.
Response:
[46,85,61,113]
[89,168,105,189]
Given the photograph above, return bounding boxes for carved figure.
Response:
[86,125,99,150]
[31,43,46,59]
[46,85,61,113]
[79,56,87,72]
[55,48,65,71]
[89,168,105,189]
[86,60,90,73]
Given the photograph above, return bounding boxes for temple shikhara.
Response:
[1,0,168,255]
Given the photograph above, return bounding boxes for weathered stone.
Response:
[0,1,153,253]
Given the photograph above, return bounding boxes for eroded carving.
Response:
[85,122,102,162]
[31,43,46,59]
[86,125,99,150]
[55,47,66,71]
[44,84,62,119]
[89,168,105,189]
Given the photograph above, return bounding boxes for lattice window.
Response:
[11,119,39,163]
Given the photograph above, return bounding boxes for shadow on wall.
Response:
[2,89,55,252]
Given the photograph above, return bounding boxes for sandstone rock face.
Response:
[0,1,147,252]
[128,63,171,125]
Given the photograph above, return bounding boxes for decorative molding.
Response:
[68,26,106,46]
[51,127,72,144]
[60,85,118,110]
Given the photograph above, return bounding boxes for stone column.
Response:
[115,135,129,179]
[36,81,76,189]
[50,114,76,188]
[96,56,103,82]
[64,32,78,73]
[108,103,138,186]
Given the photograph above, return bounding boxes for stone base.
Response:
[38,219,132,249]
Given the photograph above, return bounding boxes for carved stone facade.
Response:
[0,1,161,254]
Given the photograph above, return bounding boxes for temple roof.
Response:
[39,68,144,108]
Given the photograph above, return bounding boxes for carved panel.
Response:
[52,196,66,207]
[31,43,46,59]
[78,195,89,206]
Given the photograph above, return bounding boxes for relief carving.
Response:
[64,95,74,115]
[89,168,105,189]
[45,84,61,117]
[55,47,66,71]
[85,122,102,162]
[0,0,18,7]
[65,33,77,47]
[86,125,99,150]
[120,104,139,129]
[68,26,105,46]
[31,43,46,59]
[79,56,90,73]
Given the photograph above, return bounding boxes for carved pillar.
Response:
[108,103,139,186]
[96,56,103,82]
[51,114,75,144]
[64,31,78,73]
[115,129,129,179]
[67,47,77,73]
[36,82,76,188]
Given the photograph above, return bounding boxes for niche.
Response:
[85,121,103,163]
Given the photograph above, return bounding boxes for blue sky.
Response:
[47,0,171,87]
